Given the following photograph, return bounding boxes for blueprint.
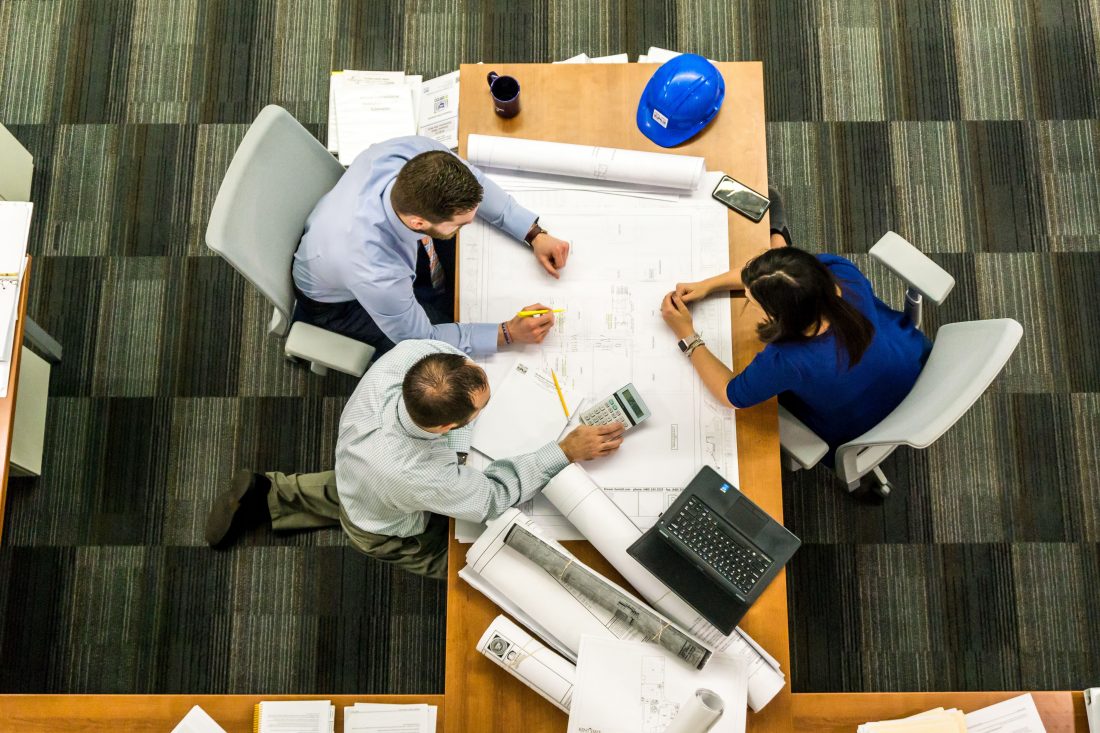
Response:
[567,636,747,733]
[458,171,738,541]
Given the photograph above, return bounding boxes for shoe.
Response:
[768,186,793,247]
[205,470,272,548]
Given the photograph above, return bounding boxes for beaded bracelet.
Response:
[501,321,513,345]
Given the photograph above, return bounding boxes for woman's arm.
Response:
[676,234,786,303]
[660,292,735,406]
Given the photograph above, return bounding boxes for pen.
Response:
[516,308,565,317]
[550,370,570,419]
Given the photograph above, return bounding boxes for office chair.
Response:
[778,232,1023,498]
[206,105,374,377]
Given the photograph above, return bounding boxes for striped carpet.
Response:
[0,0,1097,695]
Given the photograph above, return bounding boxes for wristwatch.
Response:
[524,219,547,246]
[677,333,704,357]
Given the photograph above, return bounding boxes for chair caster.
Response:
[849,467,893,503]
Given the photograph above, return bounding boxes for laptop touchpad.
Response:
[729,498,768,538]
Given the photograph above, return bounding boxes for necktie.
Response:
[421,237,445,291]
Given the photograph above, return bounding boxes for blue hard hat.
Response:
[637,54,725,147]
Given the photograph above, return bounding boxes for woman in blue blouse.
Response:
[660,203,931,475]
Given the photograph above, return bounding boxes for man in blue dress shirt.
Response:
[293,136,572,357]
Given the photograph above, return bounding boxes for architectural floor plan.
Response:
[459,175,738,540]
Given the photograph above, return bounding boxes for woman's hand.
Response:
[674,280,712,303]
[660,292,696,340]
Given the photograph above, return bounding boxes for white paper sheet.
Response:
[346,703,436,732]
[477,615,577,712]
[466,135,707,191]
[172,706,228,733]
[327,70,406,153]
[335,84,416,165]
[568,636,747,733]
[554,53,591,64]
[965,694,1047,733]
[458,171,737,539]
[471,359,576,460]
[590,53,629,63]
[255,700,333,733]
[417,71,460,149]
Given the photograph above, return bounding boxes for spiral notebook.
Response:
[253,700,335,733]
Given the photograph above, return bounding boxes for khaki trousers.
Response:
[266,471,450,580]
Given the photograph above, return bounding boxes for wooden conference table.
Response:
[441,63,1088,733]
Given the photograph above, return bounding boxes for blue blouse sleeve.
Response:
[726,346,806,408]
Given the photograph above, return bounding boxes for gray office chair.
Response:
[778,232,1023,497]
[206,104,374,377]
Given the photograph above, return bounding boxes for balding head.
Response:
[402,353,490,430]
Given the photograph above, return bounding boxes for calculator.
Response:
[579,383,651,430]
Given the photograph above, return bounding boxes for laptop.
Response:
[626,465,801,635]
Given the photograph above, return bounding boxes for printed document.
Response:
[471,359,577,460]
[965,694,1047,733]
[568,636,747,733]
[458,165,737,541]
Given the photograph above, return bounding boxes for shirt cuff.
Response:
[471,322,500,355]
[505,207,539,243]
[534,441,571,477]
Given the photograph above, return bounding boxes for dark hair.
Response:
[391,151,484,223]
[402,353,489,428]
[741,247,874,368]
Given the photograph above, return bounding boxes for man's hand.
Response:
[674,280,712,304]
[661,291,696,340]
[532,232,570,279]
[503,302,555,346]
[559,422,626,462]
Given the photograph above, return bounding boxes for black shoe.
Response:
[205,470,272,548]
[768,186,793,247]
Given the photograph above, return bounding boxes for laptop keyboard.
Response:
[664,496,772,596]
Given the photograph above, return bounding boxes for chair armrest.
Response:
[777,405,829,470]
[869,231,955,305]
[285,322,374,377]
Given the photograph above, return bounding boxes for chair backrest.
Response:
[205,105,343,331]
[835,318,1023,479]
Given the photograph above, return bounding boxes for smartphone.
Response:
[712,175,770,222]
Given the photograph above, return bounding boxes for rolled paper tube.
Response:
[663,689,725,733]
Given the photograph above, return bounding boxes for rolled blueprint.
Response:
[467,135,707,191]
[465,509,713,670]
[664,689,725,733]
[476,615,576,712]
[503,524,712,669]
[542,464,786,712]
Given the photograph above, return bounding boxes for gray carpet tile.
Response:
[1,0,1098,696]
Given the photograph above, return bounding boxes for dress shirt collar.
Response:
[382,179,426,247]
[396,398,441,441]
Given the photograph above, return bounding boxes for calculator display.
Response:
[618,388,644,421]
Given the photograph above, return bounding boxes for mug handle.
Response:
[487,71,498,86]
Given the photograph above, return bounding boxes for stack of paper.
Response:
[328,69,460,164]
[344,703,437,732]
[637,46,717,64]
[858,693,1047,733]
[254,700,335,733]
[554,52,629,63]
[171,706,227,733]
[858,708,967,733]
[0,202,31,398]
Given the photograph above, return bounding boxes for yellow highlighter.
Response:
[550,370,570,419]
[516,308,565,317]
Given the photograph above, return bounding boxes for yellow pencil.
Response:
[550,370,570,419]
[516,308,565,317]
